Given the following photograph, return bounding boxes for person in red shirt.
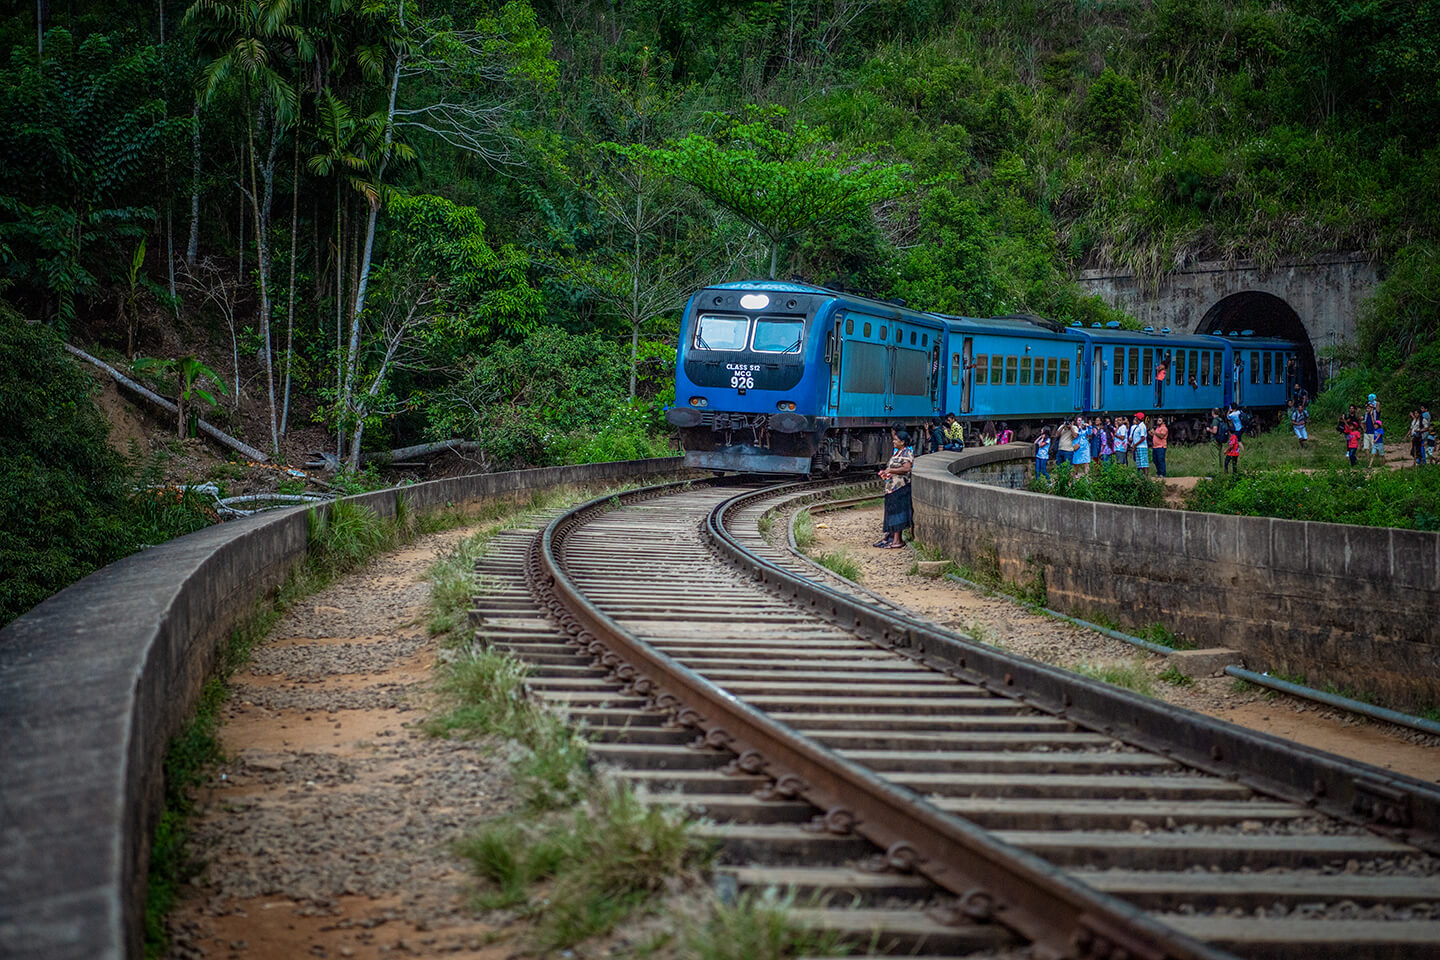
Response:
[1224,431,1243,474]
[1346,420,1362,466]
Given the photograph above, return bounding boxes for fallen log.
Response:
[65,344,271,463]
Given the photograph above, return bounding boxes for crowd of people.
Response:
[1325,394,1434,468]
[1033,412,1170,477]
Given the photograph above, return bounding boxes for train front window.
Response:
[752,316,804,353]
[694,314,749,351]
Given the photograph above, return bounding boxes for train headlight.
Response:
[689,396,708,407]
[740,293,770,310]
[775,401,796,411]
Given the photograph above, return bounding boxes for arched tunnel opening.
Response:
[1196,291,1318,396]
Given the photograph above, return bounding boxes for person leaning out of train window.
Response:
[1151,417,1169,477]
[943,413,964,450]
[876,427,915,549]
[1034,427,1051,479]
[1056,419,1076,464]
[1189,373,1199,389]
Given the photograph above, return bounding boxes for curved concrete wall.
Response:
[913,448,1440,712]
[0,458,684,960]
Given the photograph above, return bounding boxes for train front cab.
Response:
[667,282,834,473]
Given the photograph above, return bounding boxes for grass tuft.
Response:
[816,549,862,582]
[1074,658,1156,697]
[1159,665,1195,687]
[681,889,851,960]
[793,509,816,551]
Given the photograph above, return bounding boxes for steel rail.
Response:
[708,485,1440,858]
[532,479,1233,960]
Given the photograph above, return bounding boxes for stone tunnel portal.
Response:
[1196,291,1318,396]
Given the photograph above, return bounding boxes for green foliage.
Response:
[0,31,187,324]
[640,105,912,276]
[681,889,849,960]
[1033,461,1167,508]
[1080,69,1141,147]
[1074,658,1156,697]
[1184,466,1440,530]
[1159,665,1195,687]
[459,779,708,950]
[792,509,816,551]
[815,549,861,582]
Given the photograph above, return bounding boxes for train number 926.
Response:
[729,371,755,389]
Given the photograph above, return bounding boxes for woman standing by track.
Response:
[876,427,914,549]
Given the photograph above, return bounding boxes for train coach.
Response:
[666,279,1304,473]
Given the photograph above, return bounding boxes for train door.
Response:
[1073,345,1085,410]
[884,333,897,413]
[960,337,974,412]
[1091,345,1104,410]
[827,313,844,412]
[1232,352,1243,405]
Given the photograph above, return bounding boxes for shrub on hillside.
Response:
[1184,467,1440,530]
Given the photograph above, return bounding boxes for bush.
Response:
[1080,69,1141,146]
[1032,460,1166,508]
[1185,467,1440,530]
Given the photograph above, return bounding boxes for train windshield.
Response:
[694,313,749,351]
[752,316,804,353]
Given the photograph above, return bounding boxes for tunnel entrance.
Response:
[1196,291,1318,395]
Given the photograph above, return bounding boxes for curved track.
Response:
[471,478,1440,960]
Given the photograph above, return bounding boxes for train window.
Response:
[951,353,961,385]
[1200,351,1210,385]
[895,349,930,395]
[991,355,1004,385]
[879,325,887,340]
[910,331,917,345]
[922,333,928,347]
[1214,352,1223,385]
[845,318,853,335]
[1250,351,1260,384]
[863,322,871,337]
[975,354,989,385]
[1019,356,1031,385]
[1113,347,1123,386]
[1046,357,1058,386]
[752,316,804,353]
[897,327,904,342]
[1142,349,1154,388]
[1189,350,1198,383]
[842,341,887,394]
[1059,358,1070,386]
[1175,351,1186,384]
[1127,348,1140,386]
[694,314,749,351]
[1005,356,1017,385]
[1262,352,1272,384]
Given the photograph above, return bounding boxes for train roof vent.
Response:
[1105,320,1122,329]
[1241,329,1255,336]
[1143,325,1154,333]
[1228,330,1239,336]
[1161,327,1171,334]
[1092,322,1102,327]
[1070,320,1082,327]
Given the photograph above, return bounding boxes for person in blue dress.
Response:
[1071,417,1093,476]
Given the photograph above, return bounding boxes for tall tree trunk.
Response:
[157,0,164,43]
[342,46,403,470]
[187,99,201,265]
[335,184,345,461]
[629,190,641,399]
[246,114,280,456]
[237,163,245,286]
[769,241,778,279]
[166,203,176,300]
[36,0,44,59]
[281,132,299,436]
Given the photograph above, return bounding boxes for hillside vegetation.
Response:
[2,0,1437,620]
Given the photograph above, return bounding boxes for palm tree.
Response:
[185,0,310,457]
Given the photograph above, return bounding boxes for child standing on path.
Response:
[1369,419,1385,467]
[1224,431,1243,474]
[1346,420,1362,466]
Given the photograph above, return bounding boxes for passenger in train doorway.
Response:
[1154,355,1169,406]
[875,427,914,549]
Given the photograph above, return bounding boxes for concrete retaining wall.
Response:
[913,448,1440,712]
[0,458,685,960]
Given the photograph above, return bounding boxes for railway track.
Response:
[469,477,1440,959]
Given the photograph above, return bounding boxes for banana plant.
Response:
[133,354,230,438]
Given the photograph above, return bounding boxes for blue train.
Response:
[665,280,1305,473]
